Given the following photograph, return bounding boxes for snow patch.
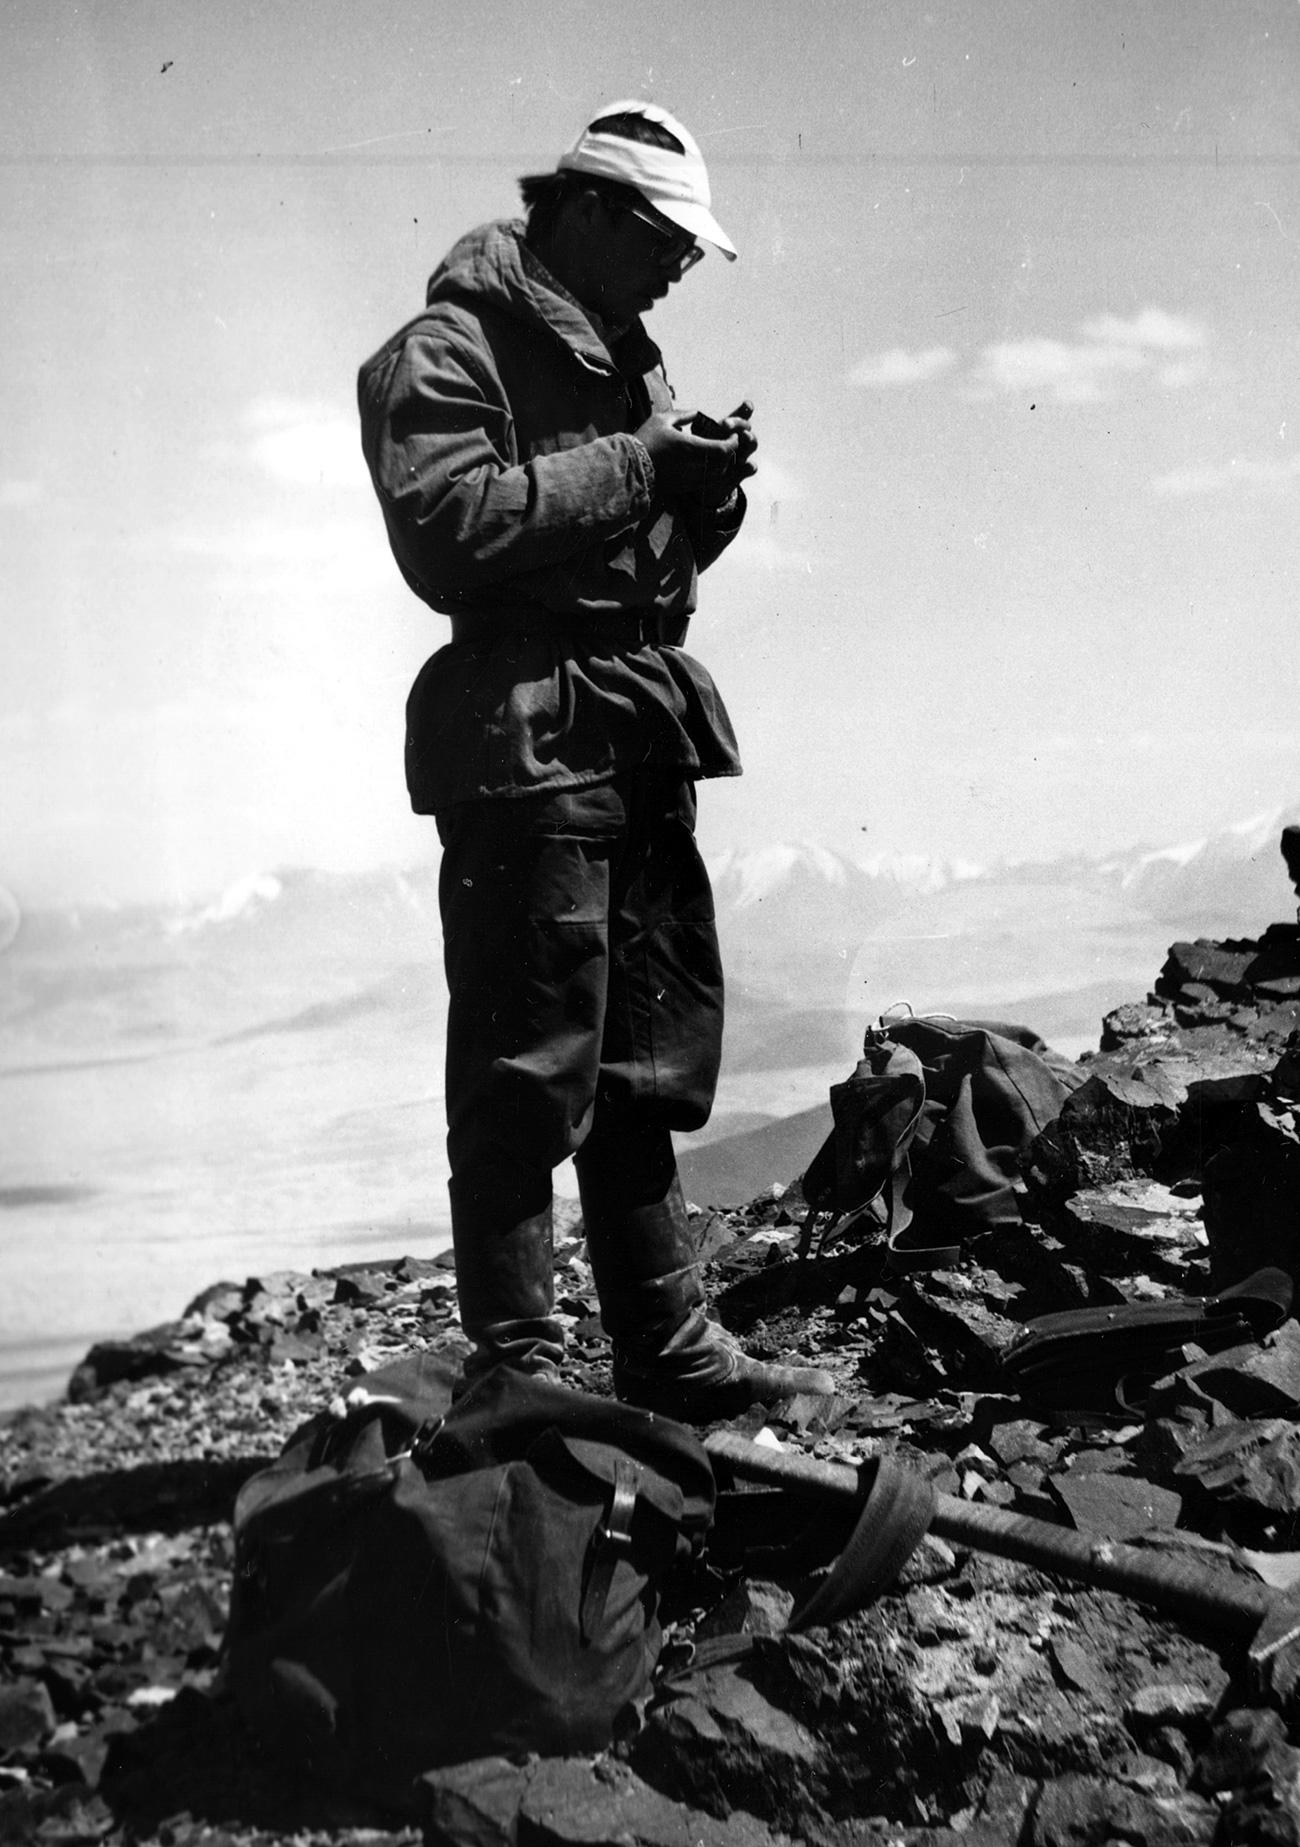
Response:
[1124,837,1207,885]
[167,873,283,935]
[723,844,848,908]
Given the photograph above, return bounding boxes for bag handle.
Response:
[579,1455,639,1644]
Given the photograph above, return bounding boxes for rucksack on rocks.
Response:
[224,1353,715,1814]
[801,1015,1080,1269]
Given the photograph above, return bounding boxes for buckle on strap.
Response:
[579,1457,639,1643]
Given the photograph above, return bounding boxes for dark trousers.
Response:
[436,772,724,1322]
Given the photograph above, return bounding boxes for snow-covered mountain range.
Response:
[709,801,1300,1018]
[6,799,1298,1050]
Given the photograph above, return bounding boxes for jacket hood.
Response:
[425,219,659,374]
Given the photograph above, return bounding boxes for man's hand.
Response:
[715,400,757,506]
[635,403,756,503]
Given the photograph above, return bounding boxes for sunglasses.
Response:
[624,202,704,273]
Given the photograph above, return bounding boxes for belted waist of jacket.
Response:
[446,605,690,651]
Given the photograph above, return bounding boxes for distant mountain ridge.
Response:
[707,801,1300,1012]
[5,800,1298,1042]
[710,799,1300,932]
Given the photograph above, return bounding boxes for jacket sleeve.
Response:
[358,322,657,601]
[674,486,747,574]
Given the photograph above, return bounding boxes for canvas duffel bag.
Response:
[225,1354,715,1813]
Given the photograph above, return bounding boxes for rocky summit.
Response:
[10,848,1300,1843]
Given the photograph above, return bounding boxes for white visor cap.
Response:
[557,99,737,261]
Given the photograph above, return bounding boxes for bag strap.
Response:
[882,1177,961,1276]
[787,1455,935,1631]
[579,1455,639,1644]
[798,1020,960,1275]
[664,1454,935,1680]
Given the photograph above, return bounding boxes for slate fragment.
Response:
[1124,1683,1218,1728]
[1101,1000,1178,1052]
[1173,1417,1300,1514]
[1193,1703,1296,1791]
[1158,940,1264,1002]
[519,1757,783,1846]
[1193,1705,1300,1844]
[0,1459,266,1548]
[1030,1050,1272,1198]
[1029,1770,1217,1845]
[1029,1061,1191,1194]
[0,1678,56,1752]
[1036,1179,1207,1279]
[636,1659,819,1827]
[1179,1319,1300,1418]
[1048,1636,1111,1702]
[66,1322,217,1402]
[37,1727,111,1790]
[420,1755,532,1847]
[1050,1470,1183,1541]
[695,1580,794,1641]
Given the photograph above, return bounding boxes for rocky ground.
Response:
[7,908,1300,1844]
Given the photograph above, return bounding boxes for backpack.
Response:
[801,1015,1079,1270]
[224,1354,715,1814]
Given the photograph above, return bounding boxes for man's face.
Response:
[570,193,699,323]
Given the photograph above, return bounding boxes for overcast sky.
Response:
[4,0,1300,906]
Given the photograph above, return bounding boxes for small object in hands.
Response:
[689,410,733,440]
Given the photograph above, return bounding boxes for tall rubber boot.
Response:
[576,1134,835,1423]
[449,1165,567,1386]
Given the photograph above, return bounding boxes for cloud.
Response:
[970,308,1208,404]
[973,336,1146,404]
[849,347,956,388]
[0,480,42,510]
[242,396,367,489]
[1077,308,1204,352]
[1150,452,1300,498]
[851,307,1210,405]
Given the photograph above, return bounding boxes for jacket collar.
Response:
[426,219,662,378]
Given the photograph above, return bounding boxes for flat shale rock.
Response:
[1049,1470,1183,1541]
[1101,999,1180,1052]
[632,1662,820,1830]
[1194,1705,1300,1839]
[420,1756,786,1847]
[1179,1318,1300,1418]
[1157,928,1300,1006]
[1173,1415,1300,1515]
[1029,1772,1216,1846]
[0,1677,56,1752]
[1030,1049,1274,1196]
[68,1319,234,1401]
[1034,1179,1207,1281]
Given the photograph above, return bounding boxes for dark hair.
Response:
[517,170,636,239]
[518,110,685,240]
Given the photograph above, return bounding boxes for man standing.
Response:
[358,100,832,1421]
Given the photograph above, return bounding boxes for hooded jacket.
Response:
[357,220,743,812]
